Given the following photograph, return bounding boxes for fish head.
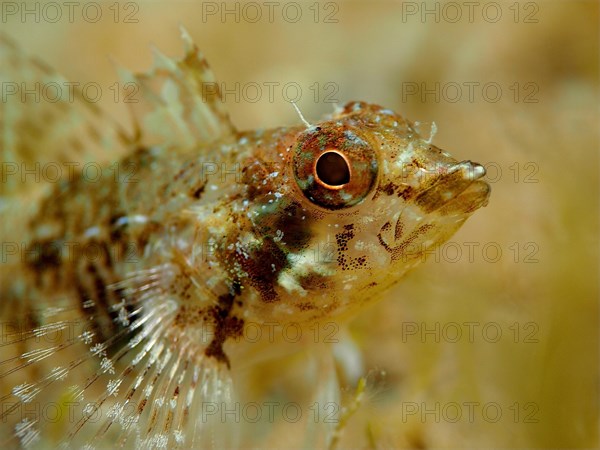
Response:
[237,101,490,322]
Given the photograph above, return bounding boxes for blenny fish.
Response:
[0,29,490,448]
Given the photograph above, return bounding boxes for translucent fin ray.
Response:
[120,26,236,150]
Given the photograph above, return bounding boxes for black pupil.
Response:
[315,152,350,186]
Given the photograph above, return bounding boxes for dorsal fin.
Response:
[0,34,132,198]
[120,26,236,149]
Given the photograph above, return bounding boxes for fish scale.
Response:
[0,28,489,448]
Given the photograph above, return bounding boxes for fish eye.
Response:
[314,151,351,188]
[293,128,378,210]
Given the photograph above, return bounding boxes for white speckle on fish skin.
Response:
[114,215,149,227]
[340,191,353,202]
[343,130,368,146]
[277,271,307,296]
[83,226,100,238]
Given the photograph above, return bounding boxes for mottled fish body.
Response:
[0,29,489,448]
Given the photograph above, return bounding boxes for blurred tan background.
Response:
[3,0,598,447]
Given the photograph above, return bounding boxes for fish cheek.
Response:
[271,202,314,251]
[251,199,315,253]
[235,236,289,303]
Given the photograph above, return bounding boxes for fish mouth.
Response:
[379,161,490,253]
[413,161,491,216]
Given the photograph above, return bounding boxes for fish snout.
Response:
[412,160,491,214]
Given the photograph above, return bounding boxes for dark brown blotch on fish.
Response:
[237,235,288,303]
[204,286,244,368]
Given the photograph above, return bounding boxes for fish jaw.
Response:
[412,160,491,216]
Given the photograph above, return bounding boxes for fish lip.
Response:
[447,160,486,180]
[413,160,491,214]
[447,161,491,212]
[457,178,491,211]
